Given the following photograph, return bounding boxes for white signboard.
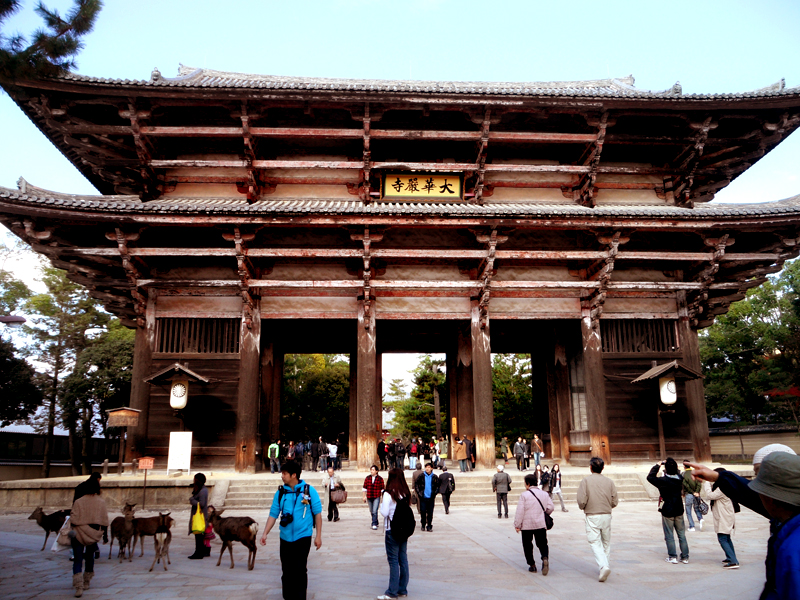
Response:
[167,431,193,472]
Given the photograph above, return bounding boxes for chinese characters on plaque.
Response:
[381,173,463,201]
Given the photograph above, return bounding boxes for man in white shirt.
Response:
[328,442,338,471]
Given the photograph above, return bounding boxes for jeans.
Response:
[552,490,567,511]
[585,514,612,570]
[684,495,703,528]
[270,458,280,473]
[533,452,542,466]
[662,515,689,560]
[459,459,468,472]
[521,528,549,565]
[396,456,405,470]
[409,456,417,470]
[384,531,409,597]
[368,497,380,527]
[419,496,434,530]
[497,492,508,516]
[319,457,327,471]
[71,538,97,575]
[279,536,312,600]
[717,533,738,564]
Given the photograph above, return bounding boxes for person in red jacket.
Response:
[362,465,385,530]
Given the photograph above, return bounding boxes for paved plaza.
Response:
[0,495,771,599]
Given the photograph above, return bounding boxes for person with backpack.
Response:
[378,468,414,600]
[395,439,406,470]
[260,460,322,600]
[318,437,329,472]
[514,472,554,576]
[408,440,419,470]
[438,465,455,514]
[492,464,512,519]
[267,440,281,474]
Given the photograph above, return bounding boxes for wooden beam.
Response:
[235,300,261,473]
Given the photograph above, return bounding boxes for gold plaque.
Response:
[107,407,141,428]
[381,173,463,201]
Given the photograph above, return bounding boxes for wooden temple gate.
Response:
[2,67,800,471]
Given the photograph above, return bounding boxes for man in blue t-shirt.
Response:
[260,460,322,599]
[414,462,440,532]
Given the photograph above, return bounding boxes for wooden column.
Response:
[356,300,378,471]
[553,326,572,463]
[471,301,496,470]
[349,351,358,463]
[260,336,275,460]
[126,290,156,461]
[539,328,561,459]
[456,323,474,443]
[446,350,458,459]
[270,350,283,444]
[677,303,711,461]
[581,314,611,464]
[235,300,261,473]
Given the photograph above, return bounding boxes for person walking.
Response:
[577,457,618,582]
[68,476,108,597]
[188,473,209,560]
[500,436,510,466]
[492,464,512,519]
[514,437,525,471]
[703,480,740,569]
[386,439,396,471]
[533,464,545,489]
[430,437,439,469]
[318,438,329,471]
[286,441,297,463]
[394,439,406,470]
[378,439,388,471]
[268,440,281,474]
[647,458,690,565]
[683,464,705,532]
[438,465,455,514]
[328,440,338,471]
[310,438,320,472]
[438,435,449,469]
[532,434,543,467]
[414,463,439,532]
[523,438,531,470]
[410,463,423,515]
[455,435,469,472]
[378,468,412,600]
[514,473,554,575]
[550,464,568,512]
[408,439,419,471]
[470,436,477,470]
[260,460,323,600]
[72,472,106,560]
[322,466,343,523]
[362,465,385,530]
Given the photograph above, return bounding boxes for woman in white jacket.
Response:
[703,480,739,569]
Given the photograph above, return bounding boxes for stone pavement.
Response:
[0,500,769,600]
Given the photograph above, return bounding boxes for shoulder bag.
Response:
[529,489,554,530]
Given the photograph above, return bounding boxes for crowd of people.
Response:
[264,437,345,474]
[52,441,799,600]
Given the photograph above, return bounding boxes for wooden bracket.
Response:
[572,111,611,207]
[125,100,161,201]
[223,228,257,328]
[473,228,508,329]
[472,107,491,205]
[672,116,718,206]
[240,101,262,203]
[351,226,380,328]
[109,228,147,318]
[359,103,372,202]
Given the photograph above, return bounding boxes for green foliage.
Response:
[388,355,445,440]
[492,353,537,439]
[0,335,41,425]
[0,0,103,83]
[281,354,350,445]
[701,259,800,428]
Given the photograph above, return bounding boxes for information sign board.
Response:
[167,432,192,472]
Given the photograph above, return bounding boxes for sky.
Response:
[1,0,800,388]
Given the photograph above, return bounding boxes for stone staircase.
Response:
[223,469,652,509]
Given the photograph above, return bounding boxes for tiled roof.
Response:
[54,66,799,100]
[2,184,800,220]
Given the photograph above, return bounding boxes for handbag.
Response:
[696,497,709,516]
[529,489,554,530]
[331,488,348,504]
[191,508,206,534]
[52,516,71,551]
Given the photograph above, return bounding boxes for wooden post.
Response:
[540,328,561,459]
[581,314,611,464]
[349,350,358,463]
[433,363,441,437]
[356,300,377,471]
[126,290,156,461]
[471,301,495,470]
[446,350,458,466]
[677,297,711,461]
[260,337,275,467]
[270,350,283,446]
[653,360,667,461]
[553,326,572,463]
[456,323,474,445]
[235,300,261,473]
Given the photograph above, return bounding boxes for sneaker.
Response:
[680,558,689,564]
[688,527,696,532]
[376,596,398,600]
[426,526,432,532]
[599,566,611,582]
[723,559,732,564]
[334,517,340,522]
[528,564,537,573]
[723,563,740,570]
[372,525,378,530]
[699,519,704,531]
[505,514,509,518]
[665,557,678,564]
[498,514,502,519]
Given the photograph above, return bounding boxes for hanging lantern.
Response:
[170,379,189,409]
[659,376,677,405]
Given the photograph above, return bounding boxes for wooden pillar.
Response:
[446,350,458,458]
[349,351,358,463]
[456,323,474,443]
[553,326,572,463]
[677,305,711,461]
[539,328,561,459]
[126,290,156,461]
[235,301,261,473]
[260,336,275,462]
[471,301,495,470]
[356,301,378,471]
[581,314,611,464]
[270,350,283,444]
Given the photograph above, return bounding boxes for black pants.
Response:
[516,455,524,470]
[312,457,319,471]
[441,491,451,513]
[379,455,387,470]
[497,492,508,516]
[419,497,435,530]
[327,490,339,521]
[521,528,549,566]
[279,536,312,600]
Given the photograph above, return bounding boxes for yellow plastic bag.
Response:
[191,509,205,534]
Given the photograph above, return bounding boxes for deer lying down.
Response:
[148,512,172,572]
[133,513,175,557]
[28,507,70,551]
[108,502,136,562]
[208,506,259,570]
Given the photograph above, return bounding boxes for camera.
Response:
[280,513,294,527]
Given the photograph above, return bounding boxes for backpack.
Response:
[278,484,316,527]
[410,443,417,454]
[390,497,416,542]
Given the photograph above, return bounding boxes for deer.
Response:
[107,502,136,562]
[148,512,172,572]
[132,513,175,557]
[207,505,259,570]
[28,507,70,551]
